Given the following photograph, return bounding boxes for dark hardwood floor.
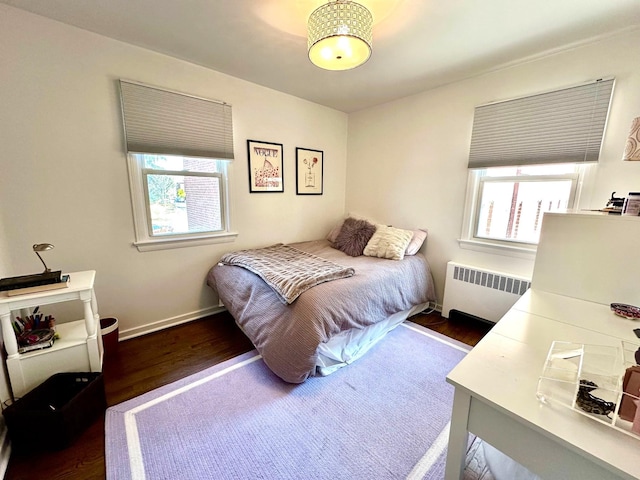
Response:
[4,310,492,480]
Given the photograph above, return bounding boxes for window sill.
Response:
[458,238,537,260]
[133,232,238,252]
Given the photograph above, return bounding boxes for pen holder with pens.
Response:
[12,306,58,354]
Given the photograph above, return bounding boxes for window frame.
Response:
[459,163,595,258]
[126,154,237,252]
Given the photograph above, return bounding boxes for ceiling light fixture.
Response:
[307,0,373,71]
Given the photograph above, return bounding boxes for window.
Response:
[476,164,579,244]
[463,164,592,247]
[143,156,224,236]
[126,154,232,250]
[461,164,594,255]
[119,80,236,251]
[460,79,613,256]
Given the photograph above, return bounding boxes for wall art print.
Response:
[296,147,323,195]
[247,140,284,193]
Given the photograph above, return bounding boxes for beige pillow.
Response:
[405,229,428,255]
[363,225,413,260]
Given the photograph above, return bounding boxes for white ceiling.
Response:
[4,0,640,112]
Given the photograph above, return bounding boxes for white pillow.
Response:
[363,225,413,260]
[326,219,345,243]
[405,229,428,255]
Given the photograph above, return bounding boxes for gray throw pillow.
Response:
[333,217,377,256]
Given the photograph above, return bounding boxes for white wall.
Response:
[0,219,12,279]
[0,217,14,404]
[0,5,348,337]
[347,28,640,305]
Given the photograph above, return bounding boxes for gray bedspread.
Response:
[207,239,436,383]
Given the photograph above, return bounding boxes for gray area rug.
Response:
[106,322,475,479]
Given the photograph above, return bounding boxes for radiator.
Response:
[441,262,531,323]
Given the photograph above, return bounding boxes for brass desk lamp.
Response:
[0,243,62,291]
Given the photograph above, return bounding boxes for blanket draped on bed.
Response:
[219,244,355,304]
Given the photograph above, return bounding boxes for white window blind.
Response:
[119,80,234,160]
[468,78,614,169]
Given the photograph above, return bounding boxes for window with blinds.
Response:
[460,79,613,252]
[118,80,236,251]
[119,80,234,160]
[468,78,614,168]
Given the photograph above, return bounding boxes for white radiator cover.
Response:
[441,262,531,323]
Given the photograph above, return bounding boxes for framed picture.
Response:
[296,148,323,195]
[247,140,284,193]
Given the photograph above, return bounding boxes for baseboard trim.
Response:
[118,306,226,341]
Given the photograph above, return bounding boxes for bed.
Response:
[207,220,436,383]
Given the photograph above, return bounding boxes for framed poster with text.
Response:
[247,140,284,193]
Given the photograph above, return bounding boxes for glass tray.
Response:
[537,340,640,439]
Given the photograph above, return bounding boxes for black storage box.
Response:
[3,372,106,451]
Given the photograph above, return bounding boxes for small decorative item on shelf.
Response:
[12,306,58,353]
[17,329,56,354]
[601,191,625,214]
[6,274,70,297]
[619,366,640,421]
[576,379,616,418]
[622,192,640,216]
[611,303,640,320]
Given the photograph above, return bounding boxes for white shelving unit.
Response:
[0,271,103,398]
